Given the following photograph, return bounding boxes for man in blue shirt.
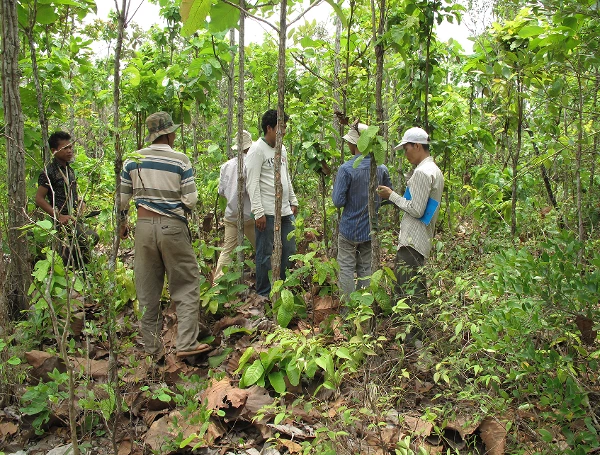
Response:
[332,123,392,304]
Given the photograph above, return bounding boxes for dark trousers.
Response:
[395,246,426,306]
[255,215,296,297]
[58,223,99,268]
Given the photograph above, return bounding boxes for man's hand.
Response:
[291,205,298,216]
[255,215,266,232]
[376,185,392,200]
[120,223,129,239]
[57,214,73,225]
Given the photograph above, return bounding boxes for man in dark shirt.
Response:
[35,131,98,266]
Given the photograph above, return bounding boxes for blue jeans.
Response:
[255,214,296,297]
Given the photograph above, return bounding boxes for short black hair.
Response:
[406,142,430,152]
[261,109,289,135]
[49,131,71,150]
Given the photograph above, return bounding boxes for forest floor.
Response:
[0,231,598,455]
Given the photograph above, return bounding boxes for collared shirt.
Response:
[219,155,252,222]
[119,144,198,220]
[38,158,79,215]
[245,138,298,220]
[332,155,392,243]
[389,156,444,258]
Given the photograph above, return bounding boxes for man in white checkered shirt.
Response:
[377,127,444,306]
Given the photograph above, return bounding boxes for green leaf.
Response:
[181,0,211,37]
[123,65,141,87]
[538,428,553,443]
[241,359,264,387]
[274,411,286,425]
[208,1,240,33]
[286,362,301,387]
[277,289,295,327]
[518,25,545,39]
[234,347,255,374]
[268,371,286,394]
[335,347,352,360]
[36,5,58,24]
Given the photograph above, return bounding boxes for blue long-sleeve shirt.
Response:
[332,155,392,242]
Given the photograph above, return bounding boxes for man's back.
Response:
[332,155,392,243]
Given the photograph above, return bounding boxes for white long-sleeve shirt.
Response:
[218,155,252,222]
[245,138,298,219]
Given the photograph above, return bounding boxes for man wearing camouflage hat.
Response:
[119,111,209,360]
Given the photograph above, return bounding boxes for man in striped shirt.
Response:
[377,127,444,306]
[332,123,392,303]
[119,111,209,360]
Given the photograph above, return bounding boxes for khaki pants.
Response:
[214,218,256,281]
[134,216,200,355]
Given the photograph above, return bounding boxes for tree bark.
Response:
[226,29,235,158]
[272,0,288,301]
[1,0,31,320]
[236,1,246,269]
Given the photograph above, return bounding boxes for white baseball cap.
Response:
[394,127,429,150]
[232,130,253,151]
[342,123,369,145]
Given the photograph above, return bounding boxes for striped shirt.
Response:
[389,156,444,258]
[119,144,198,220]
[332,155,392,243]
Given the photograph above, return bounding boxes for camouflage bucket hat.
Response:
[145,111,181,143]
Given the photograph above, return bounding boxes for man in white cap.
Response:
[332,122,392,303]
[214,130,256,281]
[119,111,209,360]
[377,127,444,307]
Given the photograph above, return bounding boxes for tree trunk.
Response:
[236,1,246,269]
[24,16,50,162]
[226,29,235,158]
[108,2,128,454]
[272,0,288,302]
[1,0,31,320]
[511,76,523,238]
[369,0,385,273]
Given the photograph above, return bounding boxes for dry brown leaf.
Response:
[71,357,109,379]
[145,411,225,452]
[25,350,66,381]
[241,385,274,419]
[118,439,132,455]
[143,409,168,428]
[201,378,248,411]
[403,415,433,437]
[313,296,340,325]
[479,417,507,455]
[0,421,18,437]
[444,415,481,439]
[415,379,434,394]
[278,438,303,453]
[380,426,401,445]
[213,315,249,333]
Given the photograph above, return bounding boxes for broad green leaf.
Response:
[36,5,58,24]
[268,371,286,394]
[123,66,141,87]
[181,0,211,37]
[234,346,255,374]
[335,347,352,360]
[538,428,553,443]
[36,219,53,230]
[277,289,295,327]
[241,359,264,387]
[286,362,301,386]
[208,1,240,33]
[518,25,545,39]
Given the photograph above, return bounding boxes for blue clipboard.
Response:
[403,187,440,226]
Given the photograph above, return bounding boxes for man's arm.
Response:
[245,148,265,228]
[35,185,72,225]
[378,171,431,218]
[331,167,349,208]
[180,159,199,211]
